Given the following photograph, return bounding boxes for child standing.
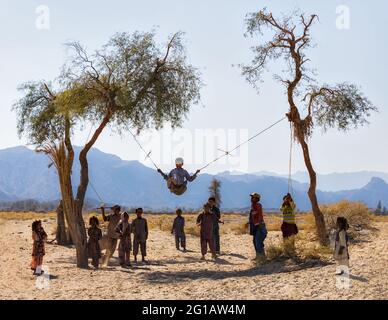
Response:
[31,220,47,276]
[132,208,148,263]
[115,212,132,268]
[280,193,298,255]
[87,216,102,269]
[196,203,216,260]
[334,217,350,275]
[171,209,186,251]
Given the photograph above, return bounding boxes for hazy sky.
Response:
[0,0,386,175]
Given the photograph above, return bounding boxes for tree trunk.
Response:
[55,201,68,245]
[298,135,328,245]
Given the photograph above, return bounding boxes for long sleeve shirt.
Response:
[159,167,198,186]
[210,206,221,228]
[103,213,121,239]
[172,216,185,236]
[197,212,214,239]
[249,202,264,227]
[132,217,148,243]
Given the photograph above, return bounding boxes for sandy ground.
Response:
[0,217,387,300]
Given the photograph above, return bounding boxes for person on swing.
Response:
[157,157,200,195]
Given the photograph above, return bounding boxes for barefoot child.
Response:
[334,217,350,275]
[172,209,186,251]
[132,208,148,263]
[196,203,216,260]
[87,216,102,269]
[30,220,47,276]
[100,205,121,267]
[116,212,132,268]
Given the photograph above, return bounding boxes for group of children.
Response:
[30,194,350,275]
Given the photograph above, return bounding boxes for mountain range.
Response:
[0,146,387,211]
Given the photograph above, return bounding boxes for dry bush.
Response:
[320,200,372,232]
[229,222,248,235]
[266,241,284,260]
[295,214,316,231]
[264,215,282,232]
[185,225,200,237]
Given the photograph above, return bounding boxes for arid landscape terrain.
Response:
[0,209,387,300]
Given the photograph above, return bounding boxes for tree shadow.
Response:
[219,253,248,260]
[143,257,332,283]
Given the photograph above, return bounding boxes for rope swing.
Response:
[85,113,295,201]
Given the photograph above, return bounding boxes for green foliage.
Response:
[14,30,202,146]
[13,82,66,145]
[61,30,202,134]
[241,8,377,132]
[309,84,378,132]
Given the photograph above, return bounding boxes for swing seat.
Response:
[167,179,187,196]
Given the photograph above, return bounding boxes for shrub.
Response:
[320,200,372,233]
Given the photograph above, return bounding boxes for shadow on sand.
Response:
[143,257,333,283]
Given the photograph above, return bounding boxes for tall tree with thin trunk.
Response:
[241,9,377,244]
[14,31,201,267]
[208,178,222,207]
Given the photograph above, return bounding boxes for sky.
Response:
[0,0,386,175]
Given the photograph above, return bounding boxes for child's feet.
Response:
[183,248,187,252]
[200,255,205,260]
[212,253,217,259]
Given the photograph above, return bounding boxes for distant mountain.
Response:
[290,171,388,192]
[0,146,387,210]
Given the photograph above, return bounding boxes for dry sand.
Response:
[0,217,387,300]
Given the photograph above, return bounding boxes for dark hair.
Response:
[122,211,129,218]
[89,216,99,226]
[336,217,349,231]
[176,208,182,214]
[136,208,143,214]
[32,220,41,232]
[208,197,216,202]
[113,205,121,212]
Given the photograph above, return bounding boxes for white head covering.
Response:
[175,157,184,165]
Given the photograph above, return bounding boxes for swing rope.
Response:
[198,116,287,171]
[288,122,294,195]
[83,124,106,204]
[129,131,160,170]
[86,114,291,202]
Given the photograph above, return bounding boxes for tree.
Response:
[241,9,377,244]
[375,200,382,214]
[382,206,387,215]
[208,178,222,207]
[14,31,202,268]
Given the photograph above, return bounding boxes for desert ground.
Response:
[0,212,387,300]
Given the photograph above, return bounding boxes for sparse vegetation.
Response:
[320,200,372,234]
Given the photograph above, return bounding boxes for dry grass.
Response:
[372,214,388,223]
[319,201,372,239]
[0,211,56,221]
